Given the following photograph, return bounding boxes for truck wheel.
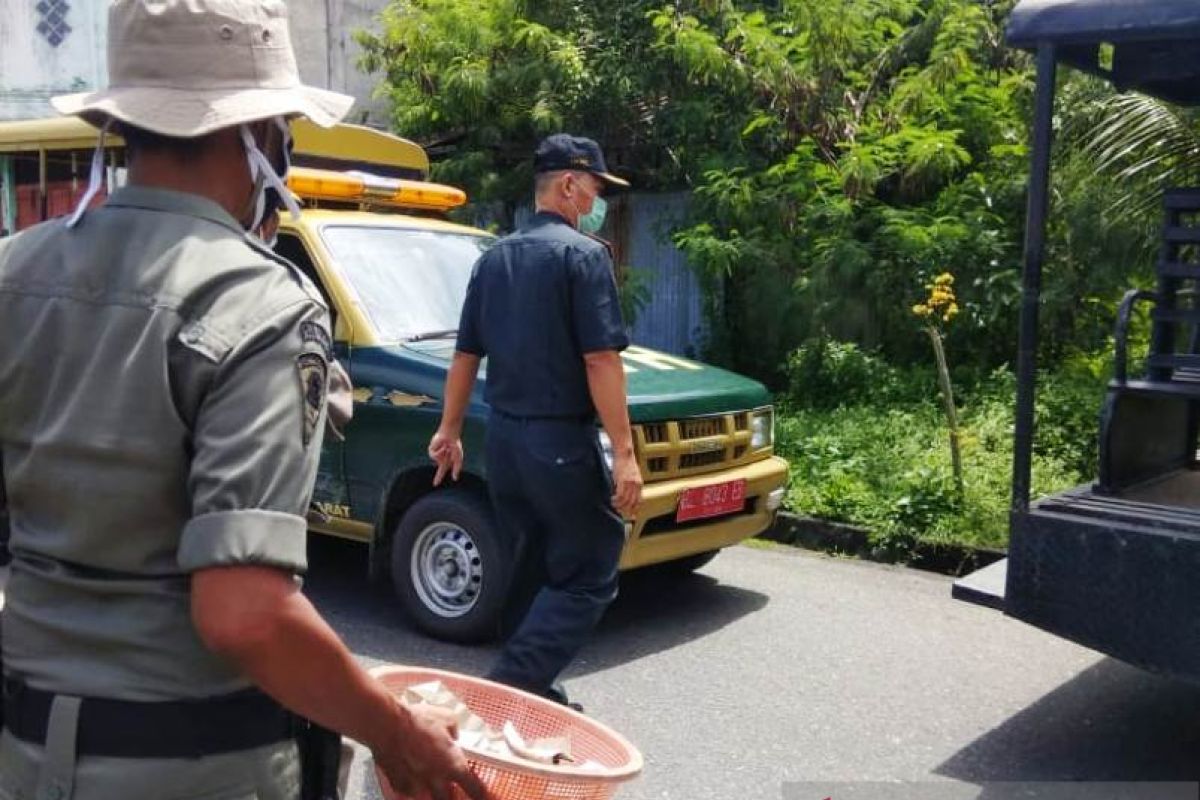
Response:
[650,549,720,576]
[391,489,510,643]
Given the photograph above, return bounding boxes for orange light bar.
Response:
[391,181,468,210]
[287,168,364,201]
[287,167,467,211]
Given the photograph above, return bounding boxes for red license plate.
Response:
[676,479,748,523]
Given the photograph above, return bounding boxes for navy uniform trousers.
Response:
[484,412,626,696]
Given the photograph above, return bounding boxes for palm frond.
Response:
[1082,93,1200,221]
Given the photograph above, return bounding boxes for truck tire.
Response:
[391,489,511,643]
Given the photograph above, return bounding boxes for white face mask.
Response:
[240,117,301,234]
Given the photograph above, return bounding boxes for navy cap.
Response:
[534,133,630,189]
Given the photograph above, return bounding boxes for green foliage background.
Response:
[359,0,1192,549]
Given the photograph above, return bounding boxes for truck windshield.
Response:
[320,225,492,343]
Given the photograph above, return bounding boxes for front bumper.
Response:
[619,455,789,569]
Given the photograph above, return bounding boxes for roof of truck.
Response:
[1008,0,1200,104]
[0,117,430,179]
[1008,0,1200,47]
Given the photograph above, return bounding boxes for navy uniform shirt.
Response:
[456,211,629,418]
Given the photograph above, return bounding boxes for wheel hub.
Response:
[411,523,484,618]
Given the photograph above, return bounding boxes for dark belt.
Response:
[491,408,596,424]
[2,679,294,758]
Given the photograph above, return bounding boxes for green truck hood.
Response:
[402,341,771,421]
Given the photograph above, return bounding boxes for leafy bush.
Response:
[786,340,898,410]
[362,1,1160,393]
[784,339,931,410]
[892,467,962,533]
[618,266,654,328]
[1034,355,1110,478]
[776,360,1105,551]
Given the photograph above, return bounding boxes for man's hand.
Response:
[372,701,490,800]
[583,349,640,518]
[190,567,490,800]
[428,429,464,486]
[430,351,481,488]
[612,451,643,518]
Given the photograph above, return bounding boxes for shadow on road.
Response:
[302,536,768,679]
[578,560,769,676]
[936,658,1200,786]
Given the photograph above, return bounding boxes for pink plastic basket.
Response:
[369,666,643,800]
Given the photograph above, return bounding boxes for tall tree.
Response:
[359,0,1159,384]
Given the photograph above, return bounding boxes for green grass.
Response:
[774,366,1101,552]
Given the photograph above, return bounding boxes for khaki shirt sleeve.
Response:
[177,300,331,574]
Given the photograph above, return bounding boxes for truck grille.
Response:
[634,412,763,481]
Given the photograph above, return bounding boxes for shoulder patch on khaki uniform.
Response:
[297,352,327,446]
[300,320,333,360]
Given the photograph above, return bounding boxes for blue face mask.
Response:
[577,194,607,235]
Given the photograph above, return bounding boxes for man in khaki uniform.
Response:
[0,2,487,800]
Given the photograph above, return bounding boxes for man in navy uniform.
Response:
[429,134,643,709]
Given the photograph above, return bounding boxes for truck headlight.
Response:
[597,430,615,472]
[751,407,774,450]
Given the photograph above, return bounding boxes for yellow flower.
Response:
[916,274,958,322]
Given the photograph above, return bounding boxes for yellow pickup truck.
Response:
[0,118,790,642]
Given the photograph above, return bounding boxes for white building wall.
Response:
[289,0,391,126]
[0,0,390,125]
[0,0,108,120]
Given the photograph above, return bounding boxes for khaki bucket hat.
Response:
[51,0,354,137]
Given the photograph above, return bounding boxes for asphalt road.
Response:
[304,536,1200,800]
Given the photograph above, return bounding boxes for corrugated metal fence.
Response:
[610,191,705,358]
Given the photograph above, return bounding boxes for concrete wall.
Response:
[288,0,391,126]
[0,0,108,120]
[0,0,391,125]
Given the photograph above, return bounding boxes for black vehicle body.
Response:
[954,0,1200,680]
